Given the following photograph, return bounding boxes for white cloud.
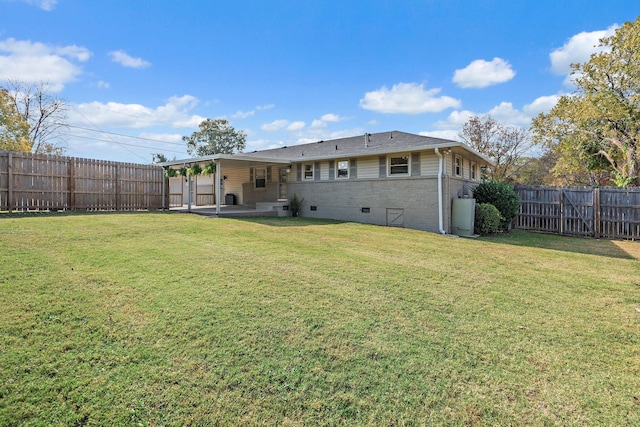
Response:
[70,95,204,129]
[245,139,288,151]
[231,104,275,119]
[231,110,255,119]
[523,94,561,116]
[108,50,151,69]
[360,82,460,114]
[452,57,515,88]
[138,132,183,143]
[295,128,365,145]
[287,121,305,131]
[550,24,618,84]
[96,80,110,89]
[261,119,289,131]
[310,119,327,129]
[0,38,91,91]
[21,0,57,10]
[434,110,476,129]
[320,113,344,122]
[487,102,531,125]
[419,130,461,141]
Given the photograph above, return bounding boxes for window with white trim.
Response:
[454,155,462,177]
[303,163,314,180]
[255,167,266,189]
[336,160,349,179]
[388,154,410,176]
[470,162,478,181]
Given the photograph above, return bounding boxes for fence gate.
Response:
[560,188,594,237]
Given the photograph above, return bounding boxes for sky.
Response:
[0,0,637,164]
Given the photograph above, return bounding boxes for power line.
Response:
[65,124,186,146]
[70,105,153,162]
[85,103,201,129]
[68,123,182,144]
[59,133,188,154]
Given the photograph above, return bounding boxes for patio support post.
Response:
[215,160,221,215]
[187,173,192,213]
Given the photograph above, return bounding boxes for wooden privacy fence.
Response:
[0,151,165,211]
[515,185,640,240]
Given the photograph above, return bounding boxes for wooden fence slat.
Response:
[0,150,164,212]
[515,185,640,240]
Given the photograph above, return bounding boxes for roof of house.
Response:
[242,131,491,162]
[159,131,494,167]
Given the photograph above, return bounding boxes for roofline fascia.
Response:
[285,142,495,166]
[159,142,495,168]
[159,154,291,167]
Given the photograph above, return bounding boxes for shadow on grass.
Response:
[0,209,172,219]
[478,230,638,260]
[230,216,346,228]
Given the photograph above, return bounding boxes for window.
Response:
[454,155,462,177]
[255,167,266,188]
[303,164,314,180]
[470,162,478,181]
[388,155,410,175]
[336,160,349,179]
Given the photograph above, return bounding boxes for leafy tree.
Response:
[532,17,640,186]
[1,80,67,155]
[153,153,168,163]
[460,115,531,182]
[183,119,246,156]
[514,150,565,185]
[0,89,31,152]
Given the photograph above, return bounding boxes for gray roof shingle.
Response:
[242,131,478,162]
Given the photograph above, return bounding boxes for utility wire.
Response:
[65,124,186,146]
[85,103,201,129]
[59,133,188,154]
[70,105,152,162]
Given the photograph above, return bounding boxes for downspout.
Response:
[434,148,446,234]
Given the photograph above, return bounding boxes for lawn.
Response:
[1,212,639,426]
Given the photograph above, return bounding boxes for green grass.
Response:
[1,212,639,426]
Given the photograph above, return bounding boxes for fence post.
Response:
[115,163,120,211]
[558,187,564,235]
[68,159,75,210]
[8,152,13,213]
[593,187,601,239]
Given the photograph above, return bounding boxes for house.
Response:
[160,131,493,234]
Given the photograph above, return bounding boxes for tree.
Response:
[0,89,31,152]
[459,115,531,182]
[1,80,68,155]
[153,153,168,163]
[183,119,246,156]
[532,17,640,186]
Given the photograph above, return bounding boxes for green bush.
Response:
[472,181,520,230]
[475,203,502,235]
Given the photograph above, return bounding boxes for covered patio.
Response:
[159,154,292,216]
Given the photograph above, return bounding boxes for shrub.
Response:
[475,203,502,235]
[472,181,520,230]
[289,193,304,217]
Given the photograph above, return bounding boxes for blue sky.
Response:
[1,0,637,163]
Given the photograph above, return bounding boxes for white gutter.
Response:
[434,148,446,234]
